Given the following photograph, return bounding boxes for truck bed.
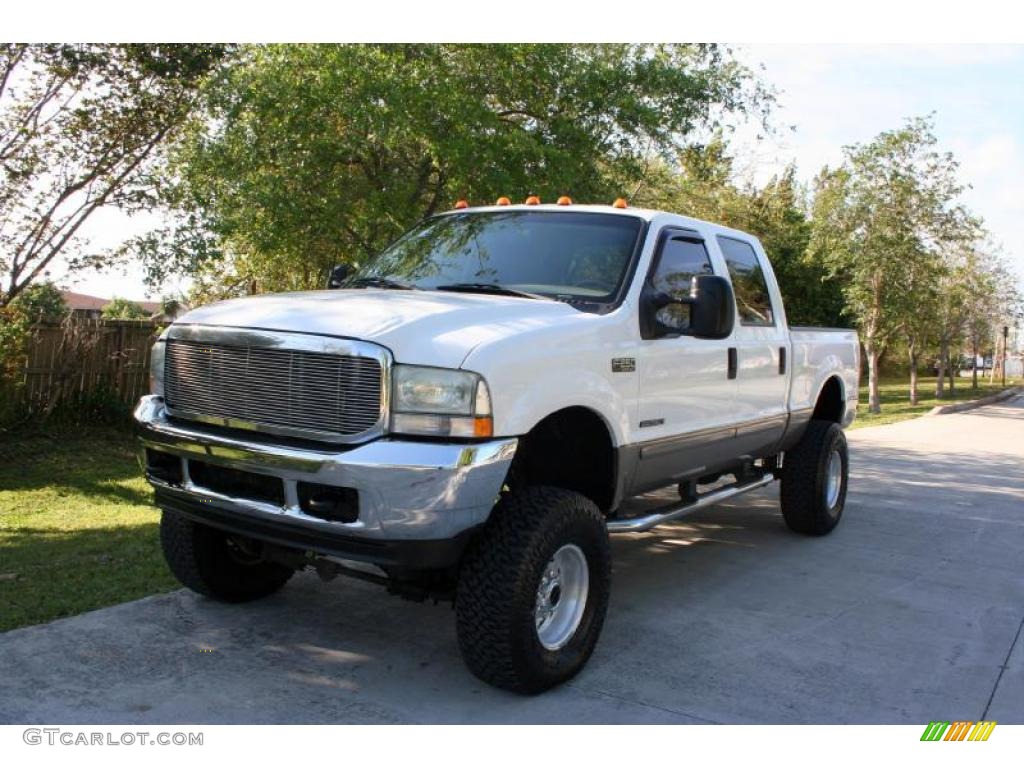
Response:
[788,327,860,418]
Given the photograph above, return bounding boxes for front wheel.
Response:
[455,486,611,694]
[780,419,849,535]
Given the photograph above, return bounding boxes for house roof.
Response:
[61,290,161,314]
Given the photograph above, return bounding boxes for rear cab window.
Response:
[717,236,775,326]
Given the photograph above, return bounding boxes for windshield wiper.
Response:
[346,276,418,291]
[434,283,552,301]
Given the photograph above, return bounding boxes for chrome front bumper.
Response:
[134,396,517,564]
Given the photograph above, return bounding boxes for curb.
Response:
[926,386,1024,416]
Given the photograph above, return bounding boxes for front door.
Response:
[632,228,736,492]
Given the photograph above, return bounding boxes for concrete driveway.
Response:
[2,396,1023,724]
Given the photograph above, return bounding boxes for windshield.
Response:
[352,211,644,302]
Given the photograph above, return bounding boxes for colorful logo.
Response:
[920,721,996,741]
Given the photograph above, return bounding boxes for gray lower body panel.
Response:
[622,413,792,499]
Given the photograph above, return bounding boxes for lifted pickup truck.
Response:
[136,201,858,693]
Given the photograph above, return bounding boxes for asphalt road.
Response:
[2,396,1023,724]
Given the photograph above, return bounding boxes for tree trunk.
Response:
[971,340,979,389]
[948,354,955,393]
[935,339,947,399]
[908,344,918,406]
[987,335,995,385]
[867,345,881,414]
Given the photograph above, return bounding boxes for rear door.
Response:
[714,235,789,456]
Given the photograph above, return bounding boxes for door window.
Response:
[650,235,714,331]
[717,237,775,326]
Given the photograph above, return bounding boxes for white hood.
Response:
[174,288,583,368]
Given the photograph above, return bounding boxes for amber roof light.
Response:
[454,200,469,209]
[524,195,541,205]
[612,198,628,209]
[495,196,511,206]
[556,196,573,206]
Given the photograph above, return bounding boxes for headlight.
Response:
[149,338,166,397]
[391,365,493,438]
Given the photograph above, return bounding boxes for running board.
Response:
[607,474,776,534]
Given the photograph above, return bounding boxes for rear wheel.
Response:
[455,486,611,694]
[159,510,294,602]
[780,420,849,535]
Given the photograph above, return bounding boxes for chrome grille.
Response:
[164,338,383,440]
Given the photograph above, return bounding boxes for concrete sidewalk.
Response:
[2,397,1023,724]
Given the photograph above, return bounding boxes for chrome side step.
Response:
[607,474,776,534]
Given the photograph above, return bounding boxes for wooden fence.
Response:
[17,318,161,412]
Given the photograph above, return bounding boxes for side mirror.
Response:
[326,263,351,289]
[641,274,735,340]
[688,274,735,339]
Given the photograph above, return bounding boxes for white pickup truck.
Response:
[135,202,859,693]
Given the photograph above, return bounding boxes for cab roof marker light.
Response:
[454,200,469,209]
[612,198,628,209]
[495,196,511,206]
[524,195,541,205]
[557,196,573,205]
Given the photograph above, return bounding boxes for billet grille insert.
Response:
[164,338,383,438]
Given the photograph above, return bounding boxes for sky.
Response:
[57,43,1024,301]
[733,44,1024,278]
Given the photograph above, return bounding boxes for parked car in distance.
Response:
[136,199,859,693]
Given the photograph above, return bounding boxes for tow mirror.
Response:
[326,263,351,289]
[642,274,735,340]
[688,275,735,339]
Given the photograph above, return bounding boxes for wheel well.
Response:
[508,407,616,513]
[812,376,844,423]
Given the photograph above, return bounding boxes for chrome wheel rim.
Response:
[534,544,589,651]
[825,450,843,509]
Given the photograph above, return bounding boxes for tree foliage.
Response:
[0,43,228,307]
[141,43,770,298]
[4,44,1016,417]
[0,280,66,390]
[808,116,980,411]
[10,279,66,320]
[634,138,844,326]
[100,296,150,320]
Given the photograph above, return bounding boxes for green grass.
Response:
[0,428,177,633]
[850,375,1022,429]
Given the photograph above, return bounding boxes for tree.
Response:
[902,257,940,405]
[0,280,66,389]
[735,169,845,327]
[931,246,973,398]
[138,43,770,297]
[963,252,1021,389]
[962,260,998,390]
[10,279,66,321]
[808,117,970,413]
[634,139,844,326]
[0,44,228,307]
[101,297,149,320]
